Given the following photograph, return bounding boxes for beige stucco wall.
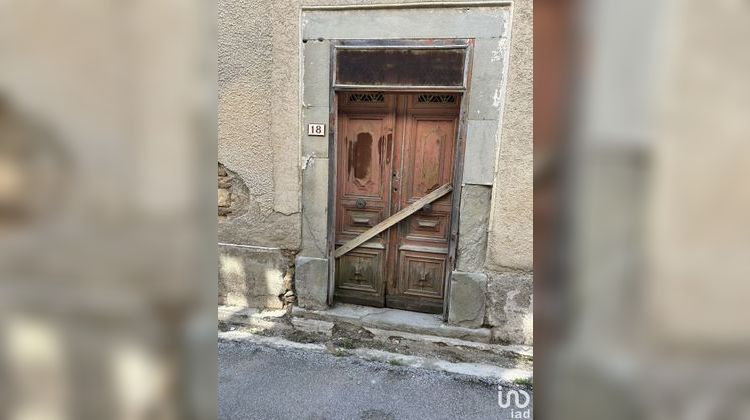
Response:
[218,0,301,249]
[486,0,533,272]
[218,0,533,261]
[218,1,533,340]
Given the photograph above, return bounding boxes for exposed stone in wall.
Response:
[280,251,297,306]
[217,160,300,249]
[218,163,231,215]
[485,270,533,345]
[217,162,250,219]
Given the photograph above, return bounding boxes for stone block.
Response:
[448,271,488,328]
[300,157,328,258]
[456,185,492,272]
[303,8,508,40]
[303,40,330,107]
[292,304,492,343]
[218,188,231,207]
[302,106,330,157]
[486,271,533,345]
[468,38,509,121]
[218,245,289,309]
[463,120,500,185]
[295,256,329,310]
[291,318,334,336]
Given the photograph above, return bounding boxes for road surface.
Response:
[219,339,532,420]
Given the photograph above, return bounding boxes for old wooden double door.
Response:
[334,92,460,313]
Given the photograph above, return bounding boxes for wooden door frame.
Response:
[326,39,474,321]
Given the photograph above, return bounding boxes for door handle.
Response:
[356,198,367,209]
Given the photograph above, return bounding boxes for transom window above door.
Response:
[333,40,471,91]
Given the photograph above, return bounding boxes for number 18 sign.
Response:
[307,123,326,137]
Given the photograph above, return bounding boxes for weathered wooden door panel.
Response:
[335,92,459,313]
[386,96,458,313]
[384,251,447,313]
[334,248,385,307]
[334,93,395,307]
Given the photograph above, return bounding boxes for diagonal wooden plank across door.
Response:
[334,183,453,259]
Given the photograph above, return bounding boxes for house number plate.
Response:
[307,123,326,136]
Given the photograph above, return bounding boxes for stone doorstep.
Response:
[291,317,334,336]
[292,302,493,344]
[288,319,532,359]
[219,304,533,359]
[365,327,533,358]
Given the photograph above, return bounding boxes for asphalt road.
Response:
[219,340,532,420]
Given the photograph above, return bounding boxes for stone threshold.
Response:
[293,302,494,345]
[218,304,532,358]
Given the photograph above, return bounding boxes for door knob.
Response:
[356,198,367,209]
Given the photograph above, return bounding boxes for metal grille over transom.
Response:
[348,92,385,103]
[417,94,457,104]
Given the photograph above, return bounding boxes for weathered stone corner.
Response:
[447,271,488,328]
[295,256,329,310]
[218,245,288,309]
[485,270,533,345]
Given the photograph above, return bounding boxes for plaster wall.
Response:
[218,0,308,250]
[483,0,533,344]
[218,0,533,344]
[486,0,533,272]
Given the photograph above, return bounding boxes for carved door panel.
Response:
[335,93,459,313]
[334,93,395,307]
[385,94,459,313]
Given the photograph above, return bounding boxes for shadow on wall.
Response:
[218,245,296,309]
[217,160,298,309]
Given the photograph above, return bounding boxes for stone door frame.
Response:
[297,2,513,324]
[328,39,474,318]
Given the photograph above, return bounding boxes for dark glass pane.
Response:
[336,48,466,87]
